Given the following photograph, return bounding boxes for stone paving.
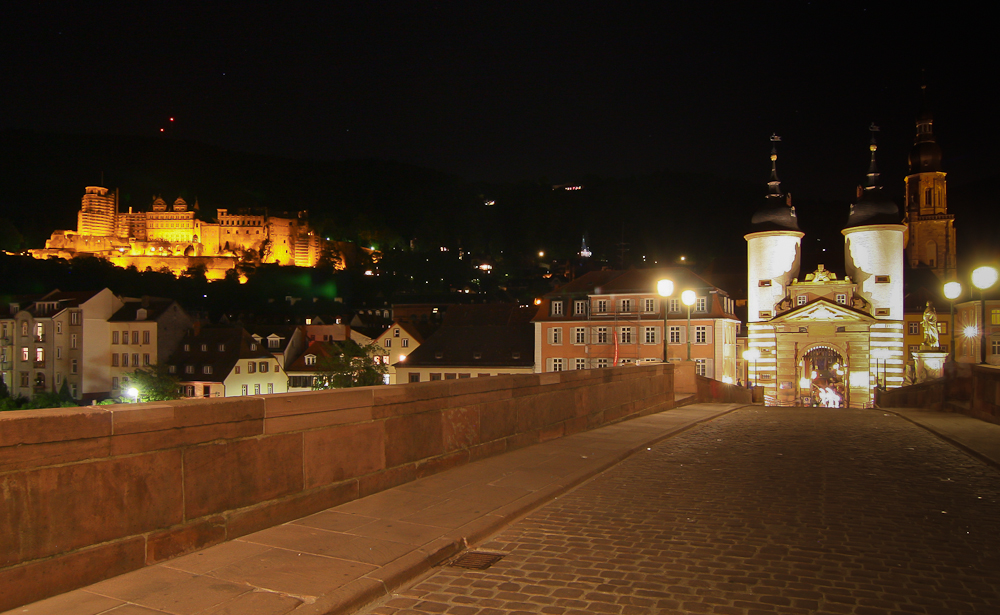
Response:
[360,407,1000,615]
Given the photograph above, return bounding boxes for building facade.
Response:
[533,269,740,382]
[746,135,905,407]
[107,298,192,398]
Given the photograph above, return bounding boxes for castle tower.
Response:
[904,100,955,278]
[745,136,804,323]
[842,126,906,320]
[76,186,117,236]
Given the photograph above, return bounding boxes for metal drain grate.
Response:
[448,551,507,569]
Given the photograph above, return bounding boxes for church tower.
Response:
[904,97,955,279]
[745,136,804,324]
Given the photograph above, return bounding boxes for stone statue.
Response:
[922,301,939,349]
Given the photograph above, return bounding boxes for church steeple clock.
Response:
[904,92,956,279]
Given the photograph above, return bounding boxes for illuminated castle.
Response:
[31,187,330,279]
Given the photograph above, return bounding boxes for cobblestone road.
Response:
[359,407,1000,615]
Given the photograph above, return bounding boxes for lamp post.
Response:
[742,348,760,387]
[657,279,674,364]
[943,281,962,362]
[681,290,697,361]
[971,266,998,365]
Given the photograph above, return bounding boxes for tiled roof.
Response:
[168,326,273,383]
[399,304,536,368]
[109,297,178,322]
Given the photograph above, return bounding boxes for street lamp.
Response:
[971,266,998,365]
[682,289,697,361]
[126,387,140,403]
[657,279,674,363]
[943,281,962,362]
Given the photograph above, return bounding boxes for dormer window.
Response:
[305,354,316,366]
[268,337,280,348]
[434,351,444,359]
[473,351,482,360]
[511,351,521,360]
[218,343,226,351]
[250,343,258,351]
[200,344,208,352]
[551,301,564,316]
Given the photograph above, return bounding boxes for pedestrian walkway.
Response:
[5,404,743,615]
[360,407,1000,615]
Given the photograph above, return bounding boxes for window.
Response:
[401,338,409,348]
[909,322,920,335]
[875,308,890,316]
[458,373,471,379]
[575,358,587,370]
[56,322,62,334]
[445,373,457,380]
[260,362,269,373]
[695,326,707,343]
[384,338,391,348]
[21,347,28,361]
[200,344,208,352]
[133,332,140,345]
[113,331,120,344]
[550,327,562,344]
[254,384,261,395]
[203,365,213,374]
[183,344,190,351]
[597,358,610,368]
[71,359,78,374]
[122,331,129,345]
[70,334,78,349]
[132,353,139,366]
[759,311,772,319]
[574,328,586,344]
[268,338,279,348]
[184,365,194,374]
[574,300,587,316]
[305,355,316,366]
[619,299,632,313]
[596,327,609,344]
[644,327,657,344]
[234,365,240,374]
[250,343,257,351]
[909,345,920,357]
[248,362,256,374]
[993,309,1000,325]
[21,322,28,337]
[267,383,274,394]
[695,359,707,377]
[938,322,948,335]
[35,348,43,363]
[394,328,400,337]
[643,299,656,313]
[242,384,248,395]
[620,327,633,344]
[669,326,681,343]
[70,312,81,325]
[121,353,129,367]
[409,373,421,383]
[875,276,890,284]
[797,295,807,306]
[112,354,119,367]
[551,301,564,316]
[551,358,564,372]
[144,331,151,345]
[836,293,847,305]
[993,340,1000,356]
[56,347,61,359]
[168,365,176,373]
[112,376,119,389]
[430,373,442,381]
[696,297,707,312]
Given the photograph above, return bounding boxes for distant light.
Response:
[565,186,582,191]
[484,200,495,206]
[364,270,374,276]
[203,294,207,298]
[680,256,686,261]
[478,264,492,271]
[538,251,545,258]
[534,298,542,305]
[159,128,165,132]
[169,117,175,121]
[440,247,449,252]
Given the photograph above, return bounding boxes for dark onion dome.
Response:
[750,135,801,232]
[909,110,942,174]
[846,187,900,228]
[846,128,900,228]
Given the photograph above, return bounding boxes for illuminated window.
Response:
[267,383,273,394]
[35,348,44,362]
[992,309,1000,325]
[938,322,947,335]
[21,347,28,361]
[242,384,248,395]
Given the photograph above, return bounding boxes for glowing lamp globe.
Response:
[972,266,998,291]
[943,281,962,300]
[657,279,674,297]
[681,290,697,306]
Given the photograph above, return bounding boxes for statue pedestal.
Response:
[913,350,948,383]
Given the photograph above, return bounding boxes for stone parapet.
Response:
[0,364,732,611]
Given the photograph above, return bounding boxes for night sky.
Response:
[3,2,993,203]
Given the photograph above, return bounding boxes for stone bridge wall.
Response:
[0,364,733,610]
